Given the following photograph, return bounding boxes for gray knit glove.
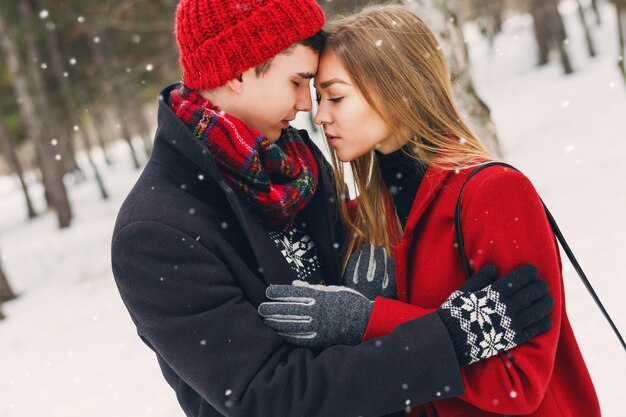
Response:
[343,244,397,300]
[258,281,373,348]
[437,264,554,366]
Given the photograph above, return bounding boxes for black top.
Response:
[376,148,426,227]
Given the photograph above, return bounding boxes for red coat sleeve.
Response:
[451,167,562,414]
[363,298,436,340]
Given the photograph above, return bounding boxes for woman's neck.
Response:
[375,148,426,227]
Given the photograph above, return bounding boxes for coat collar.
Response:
[151,84,342,287]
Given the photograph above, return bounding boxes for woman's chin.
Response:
[336,152,356,163]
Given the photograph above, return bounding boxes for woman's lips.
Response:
[326,134,340,145]
[281,120,291,128]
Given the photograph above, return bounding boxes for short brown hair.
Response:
[254,30,327,76]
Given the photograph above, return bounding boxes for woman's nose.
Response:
[313,106,330,126]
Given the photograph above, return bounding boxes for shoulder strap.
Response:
[454,162,625,351]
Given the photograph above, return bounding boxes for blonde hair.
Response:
[325,4,494,269]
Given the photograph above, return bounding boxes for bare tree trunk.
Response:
[0,7,72,228]
[491,0,504,34]
[530,0,574,74]
[136,108,154,157]
[34,0,109,200]
[0,111,37,219]
[131,105,153,158]
[404,0,502,157]
[25,0,83,181]
[617,1,626,88]
[0,246,13,320]
[478,0,504,37]
[531,3,552,65]
[0,247,17,303]
[87,31,141,169]
[576,0,597,58]
[556,41,575,74]
[591,0,602,25]
[19,1,74,225]
[119,80,153,158]
[59,135,85,180]
[89,109,114,166]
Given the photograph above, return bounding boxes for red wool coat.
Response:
[360,165,600,417]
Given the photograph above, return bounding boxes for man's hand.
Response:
[258,281,373,348]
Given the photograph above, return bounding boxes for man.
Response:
[111,1,552,416]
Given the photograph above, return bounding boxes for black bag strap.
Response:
[454,161,625,351]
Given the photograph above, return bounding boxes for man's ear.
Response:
[223,77,243,94]
[224,68,257,94]
[224,68,253,95]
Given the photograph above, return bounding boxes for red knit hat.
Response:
[175,0,325,90]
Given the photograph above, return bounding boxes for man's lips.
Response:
[281,119,293,127]
[326,133,340,144]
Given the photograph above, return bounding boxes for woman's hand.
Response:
[437,264,554,365]
[343,244,397,300]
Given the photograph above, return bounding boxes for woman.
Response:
[264,4,600,417]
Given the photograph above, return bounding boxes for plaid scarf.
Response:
[168,84,319,231]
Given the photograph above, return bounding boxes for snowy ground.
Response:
[1,2,625,416]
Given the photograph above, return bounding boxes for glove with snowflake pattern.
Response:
[436,264,554,365]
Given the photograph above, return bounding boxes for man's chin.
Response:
[266,129,283,143]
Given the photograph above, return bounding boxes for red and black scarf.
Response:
[168,84,319,231]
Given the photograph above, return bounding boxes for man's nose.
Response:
[295,88,313,112]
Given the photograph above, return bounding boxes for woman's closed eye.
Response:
[315,91,343,104]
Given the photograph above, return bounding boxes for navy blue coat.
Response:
[111,84,463,417]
